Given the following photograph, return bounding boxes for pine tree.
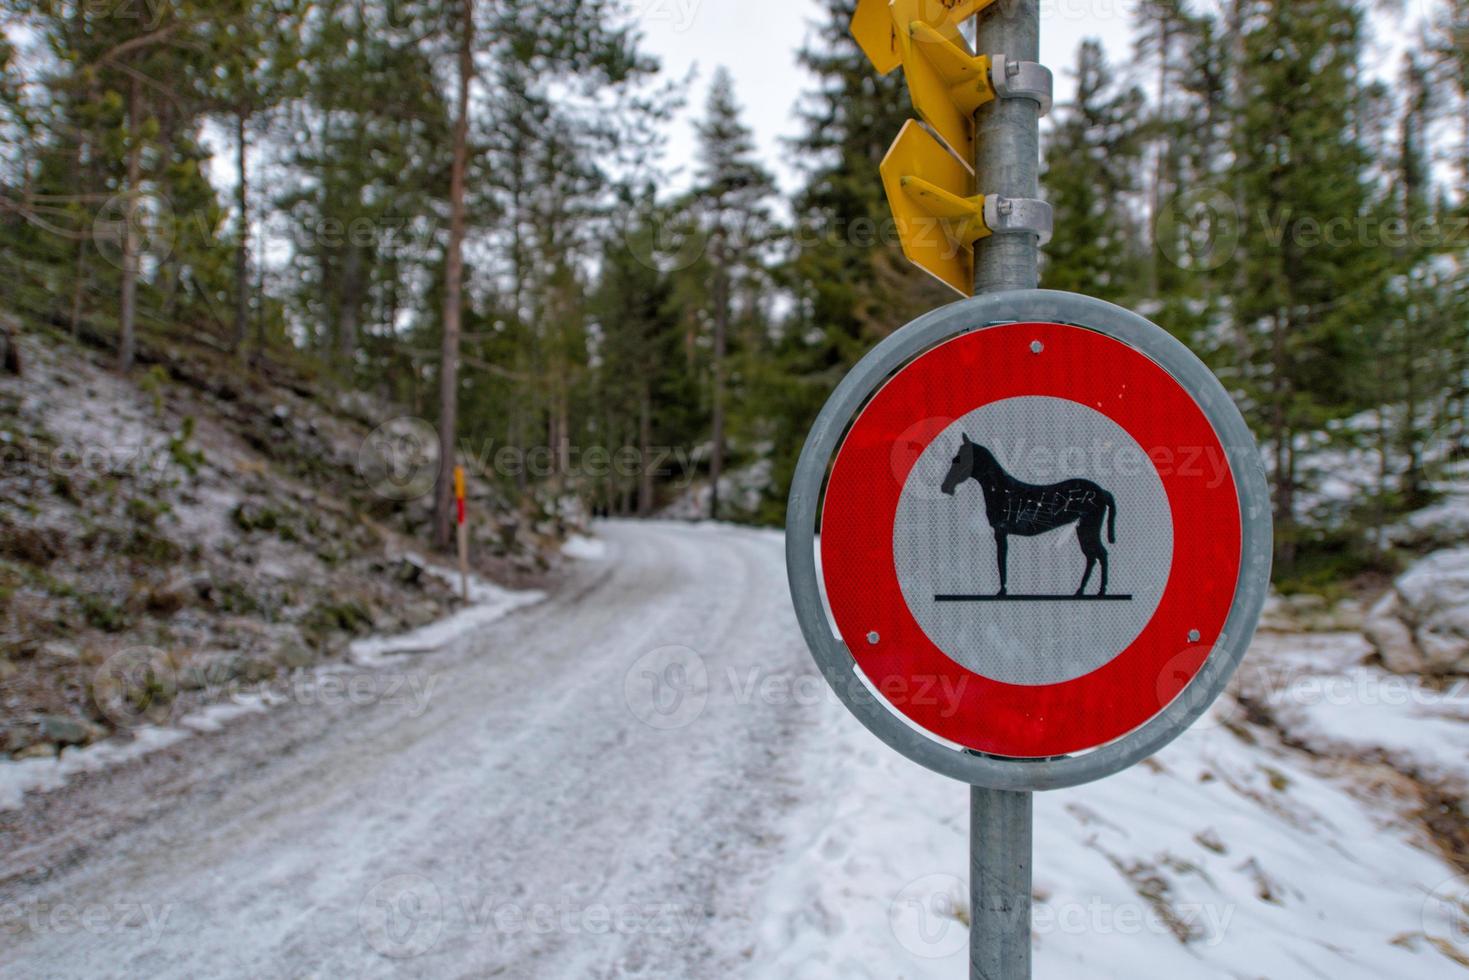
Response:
[1230,0,1378,567]
[690,68,775,520]
[1042,40,1146,305]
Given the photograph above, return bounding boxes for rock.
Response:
[37,714,104,746]
[1390,495,1469,549]
[240,656,277,683]
[3,727,32,755]
[1365,547,1469,673]
[274,643,314,671]
[401,599,442,630]
[12,741,58,760]
[38,641,80,662]
[178,663,212,691]
[391,556,425,587]
[144,579,190,615]
[1260,591,1364,633]
[1364,593,1419,673]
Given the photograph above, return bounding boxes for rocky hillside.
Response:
[0,326,566,760]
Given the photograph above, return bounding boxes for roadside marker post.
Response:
[454,465,468,602]
[880,121,988,296]
[787,4,1274,979]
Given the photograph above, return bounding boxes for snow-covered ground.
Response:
[757,627,1469,977]
[2,522,1466,978]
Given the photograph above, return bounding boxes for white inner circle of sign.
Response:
[892,396,1174,686]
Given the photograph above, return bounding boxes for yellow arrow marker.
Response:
[893,0,996,165]
[850,0,903,75]
[880,120,990,297]
[850,0,1001,75]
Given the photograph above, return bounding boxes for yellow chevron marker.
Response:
[850,0,1001,75]
[892,0,996,165]
[880,120,990,297]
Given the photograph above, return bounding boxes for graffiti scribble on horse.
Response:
[940,434,1118,596]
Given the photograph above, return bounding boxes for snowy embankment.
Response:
[744,531,1469,980]
[349,557,545,666]
[0,555,545,811]
[750,634,1469,978]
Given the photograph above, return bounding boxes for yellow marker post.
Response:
[879,120,991,296]
[892,0,997,165]
[850,0,1000,75]
[453,465,468,601]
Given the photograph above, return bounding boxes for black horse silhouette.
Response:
[940,434,1118,596]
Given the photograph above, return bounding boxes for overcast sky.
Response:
[631,0,1431,196]
[632,0,1140,195]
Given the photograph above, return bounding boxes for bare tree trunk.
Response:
[708,234,729,521]
[433,0,474,551]
[117,75,143,373]
[638,381,653,516]
[233,109,250,355]
[1270,310,1296,567]
[254,239,267,359]
[337,243,362,365]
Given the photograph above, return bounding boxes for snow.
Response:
[1391,495,1469,548]
[0,727,189,811]
[348,556,544,666]
[4,522,1468,976]
[0,695,295,810]
[561,534,608,560]
[0,558,541,809]
[752,628,1469,978]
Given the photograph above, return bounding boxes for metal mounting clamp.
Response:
[982,195,1053,245]
[990,55,1053,116]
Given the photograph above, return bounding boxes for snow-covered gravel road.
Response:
[3,520,1469,978]
[1,521,826,977]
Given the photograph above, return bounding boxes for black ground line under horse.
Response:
[939,434,1119,597]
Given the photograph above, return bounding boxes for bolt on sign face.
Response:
[786,292,1271,789]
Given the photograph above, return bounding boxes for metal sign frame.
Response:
[785,288,1273,791]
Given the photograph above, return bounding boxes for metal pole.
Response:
[970,1,1040,977]
[973,0,1041,295]
[969,786,1032,978]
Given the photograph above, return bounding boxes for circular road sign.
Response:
[786,290,1271,790]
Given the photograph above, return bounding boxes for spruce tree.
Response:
[690,67,775,520]
[1041,40,1146,305]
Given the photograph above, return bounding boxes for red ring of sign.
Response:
[820,322,1242,758]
